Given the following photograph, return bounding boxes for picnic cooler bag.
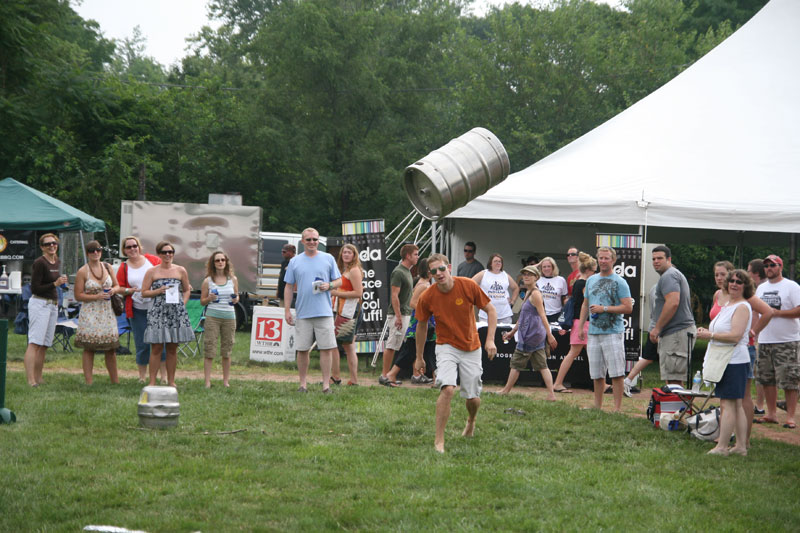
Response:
[646,387,691,428]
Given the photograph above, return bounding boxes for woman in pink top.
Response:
[709,261,734,320]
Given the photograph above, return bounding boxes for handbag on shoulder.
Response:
[103,263,125,316]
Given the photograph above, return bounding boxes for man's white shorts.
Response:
[383,314,411,351]
[28,296,58,347]
[587,333,626,380]
[295,316,337,351]
[435,343,482,399]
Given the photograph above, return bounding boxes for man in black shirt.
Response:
[278,243,296,308]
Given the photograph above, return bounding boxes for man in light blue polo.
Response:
[578,246,633,412]
[284,227,341,393]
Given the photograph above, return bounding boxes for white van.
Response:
[258,232,327,299]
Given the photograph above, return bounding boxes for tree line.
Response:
[1,0,772,315]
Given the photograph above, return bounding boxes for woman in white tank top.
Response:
[200,251,239,388]
[472,253,519,324]
[696,269,753,457]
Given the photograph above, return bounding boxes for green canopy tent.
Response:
[0,177,106,268]
[0,177,105,232]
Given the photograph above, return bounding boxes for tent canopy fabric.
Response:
[0,177,105,232]
[448,0,800,235]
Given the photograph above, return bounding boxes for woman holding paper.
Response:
[696,269,753,456]
[330,243,364,386]
[200,251,239,388]
[141,241,193,387]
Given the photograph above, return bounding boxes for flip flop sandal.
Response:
[753,417,779,424]
[554,388,573,394]
[782,422,796,429]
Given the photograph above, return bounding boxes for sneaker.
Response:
[378,375,401,387]
[411,374,433,385]
[623,378,633,398]
[631,386,641,394]
[754,406,765,415]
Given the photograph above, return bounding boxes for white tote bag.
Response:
[702,343,735,383]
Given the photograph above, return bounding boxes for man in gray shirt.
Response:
[456,241,484,278]
[650,245,696,385]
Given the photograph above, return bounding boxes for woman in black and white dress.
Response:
[141,241,193,387]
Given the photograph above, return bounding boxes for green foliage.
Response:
[668,242,797,325]
[1,0,760,244]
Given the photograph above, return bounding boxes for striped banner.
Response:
[596,234,642,249]
[342,219,385,236]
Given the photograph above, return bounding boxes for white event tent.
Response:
[445,0,800,268]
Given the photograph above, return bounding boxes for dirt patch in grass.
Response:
[7,362,798,447]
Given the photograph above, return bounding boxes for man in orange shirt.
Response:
[414,253,497,453]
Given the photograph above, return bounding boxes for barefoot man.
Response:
[414,253,497,453]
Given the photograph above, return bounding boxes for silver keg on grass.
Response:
[403,127,510,220]
[138,386,179,429]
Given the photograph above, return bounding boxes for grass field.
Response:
[2,330,799,532]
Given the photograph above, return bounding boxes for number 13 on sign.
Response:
[255,317,283,341]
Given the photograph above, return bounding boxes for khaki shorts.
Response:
[435,344,482,399]
[658,325,697,381]
[383,314,411,351]
[510,347,547,371]
[756,341,800,390]
[295,316,337,351]
[203,315,236,359]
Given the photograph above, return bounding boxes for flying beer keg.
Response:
[403,127,510,220]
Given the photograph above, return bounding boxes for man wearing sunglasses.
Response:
[456,241,483,279]
[754,254,800,429]
[414,253,497,453]
[284,228,342,393]
[566,246,581,296]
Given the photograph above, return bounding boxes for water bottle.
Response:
[211,288,219,302]
[692,371,702,392]
[590,313,599,320]
[0,265,8,290]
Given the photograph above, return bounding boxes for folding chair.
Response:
[116,314,132,355]
[51,287,77,352]
[52,316,78,352]
[178,299,205,358]
[672,332,717,429]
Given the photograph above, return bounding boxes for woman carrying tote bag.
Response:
[696,269,753,457]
